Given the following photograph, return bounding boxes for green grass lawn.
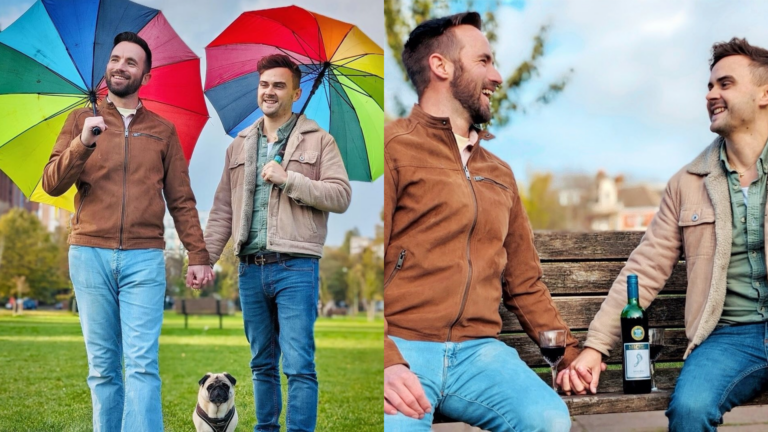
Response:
[0,310,383,431]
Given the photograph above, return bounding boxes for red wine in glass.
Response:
[540,346,565,366]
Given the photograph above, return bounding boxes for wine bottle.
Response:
[621,274,651,394]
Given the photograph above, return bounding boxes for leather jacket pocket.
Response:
[473,175,510,191]
[75,184,91,225]
[385,249,407,288]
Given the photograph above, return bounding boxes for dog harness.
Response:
[196,404,235,432]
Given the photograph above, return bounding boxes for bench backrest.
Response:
[174,297,233,315]
[502,231,686,392]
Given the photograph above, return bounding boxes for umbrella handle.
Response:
[89,92,102,136]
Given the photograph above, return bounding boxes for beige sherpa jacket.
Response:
[585,137,738,359]
[204,115,351,263]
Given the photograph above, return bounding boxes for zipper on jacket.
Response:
[447,136,478,342]
[474,176,509,190]
[132,132,163,141]
[384,250,406,287]
[75,184,90,225]
[119,127,129,249]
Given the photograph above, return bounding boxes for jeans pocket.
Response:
[280,258,315,271]
[238,262,246,276]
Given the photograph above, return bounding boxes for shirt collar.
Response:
[105,96,142,113]
[720,138,768,175]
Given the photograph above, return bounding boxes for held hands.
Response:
[556,347,607,395]
[261,161,287,186]
[186,265,215,290]
[384,364,432,419]
[81,116,107,147]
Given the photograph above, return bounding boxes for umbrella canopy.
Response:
[0,0,208,212]
[204,6,383,182]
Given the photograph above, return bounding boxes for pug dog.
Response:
[193,372,238,432]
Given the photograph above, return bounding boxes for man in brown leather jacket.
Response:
[383,12,582,432]
[42,32,211,432]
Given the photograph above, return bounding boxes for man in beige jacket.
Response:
[204,54,351,431]
[558,38,768,432]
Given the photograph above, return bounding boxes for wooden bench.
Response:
[435,231,768,425]
[175,297,233,330]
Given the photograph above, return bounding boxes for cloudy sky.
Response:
[0,0,384,246]
[385,0,768,186]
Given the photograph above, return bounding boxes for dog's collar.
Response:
[196,403,235,432]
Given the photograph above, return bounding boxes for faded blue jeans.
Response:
[666,322,768,431]
[238,257,319,432]
[69,246,166,432]
[384,336,572,432]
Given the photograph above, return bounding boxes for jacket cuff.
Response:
[384,337,409,369]
[284,171,310,205]
[188,251,211,267]
[583,331,613,357]
[559,346,581,371]
[71,135,96,159]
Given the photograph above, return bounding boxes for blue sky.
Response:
[385,0,768,186]
[0,0,384,246]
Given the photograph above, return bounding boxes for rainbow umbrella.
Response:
[204,6,383,182]
[0,0,208,212]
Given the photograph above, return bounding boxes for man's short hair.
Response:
[113,32,152,74]
[710,37,768,85]
[402,12,482,97]
[257,54,302,90]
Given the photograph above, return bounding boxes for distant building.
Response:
[36,204,71,232]
[0,172,38,215]
[588,172,662,231]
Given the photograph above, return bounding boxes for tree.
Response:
[319,246,351,303]
[385,0,572,125]
[520,172,566,230]
[165,252,187,298]
[0,209,66,302]
[212,240,240,300]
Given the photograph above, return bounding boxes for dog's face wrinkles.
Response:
[198,373,237,406]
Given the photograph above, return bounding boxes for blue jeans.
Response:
[238,257,319,432]
[384,336,571,432]
[69,246,166,432]
[666,322,768,431]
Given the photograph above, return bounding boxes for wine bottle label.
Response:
[624,342,651,380]
[631,326,645,341]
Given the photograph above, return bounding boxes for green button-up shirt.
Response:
[239,114,297,256]
[719,141,768,324]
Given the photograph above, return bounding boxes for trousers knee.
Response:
[517,407,571,432]
[667,397,720,431]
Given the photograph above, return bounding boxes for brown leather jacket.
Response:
[384,105,579,368]
[42,99,209,265]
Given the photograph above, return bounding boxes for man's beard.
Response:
[106,73,143,98]
[450,62,492,125]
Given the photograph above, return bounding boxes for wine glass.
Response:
[648,328,665,391]
[539,330,566,392]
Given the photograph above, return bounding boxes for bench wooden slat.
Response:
[534,231,654,261]
[564,391,673,416]
[500,296,686,332]
[541,261,687,295]
[564,389,768,416]
[501,329,688,367]
[537,368,680,393]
